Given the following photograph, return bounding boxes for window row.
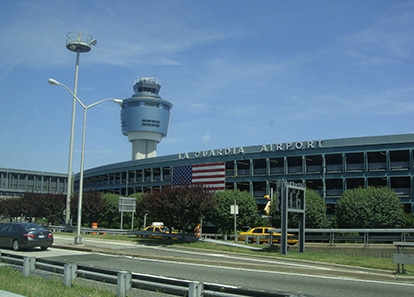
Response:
[0,173,66,194]
[83,150,412,188]
[226,150,411,176]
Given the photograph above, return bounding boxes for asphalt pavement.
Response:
[51,234,414,283]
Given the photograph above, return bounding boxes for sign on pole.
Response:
[118,197,136,212]
[118,197,136,230]
[230,201,239,242]
[230,205,239,214]
[279,180,306,255]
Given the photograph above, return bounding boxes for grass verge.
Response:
[0,265,114,297]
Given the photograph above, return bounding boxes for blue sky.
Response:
[1,0,413,173]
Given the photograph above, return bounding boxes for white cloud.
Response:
[202,133,211,143]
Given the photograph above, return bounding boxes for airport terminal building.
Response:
[76,133,414,214]
[0,168,67,198]
[1,133,414,214]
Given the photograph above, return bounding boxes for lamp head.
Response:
[113,99,123,106]
[48,78,60,86]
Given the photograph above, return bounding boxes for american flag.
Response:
[172,162,225,191]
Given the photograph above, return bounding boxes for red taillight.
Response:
[48,233,53,238]
[23,233,35,239]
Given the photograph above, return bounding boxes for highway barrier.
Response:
[0,252,296,297]
[393,241,414,274]
[48,226,414,246]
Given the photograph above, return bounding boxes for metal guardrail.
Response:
[48,225,198,241]
[0,252,295,297]
[48,225,414,246]
[393,241,414,274]
[299,229,414,246]
[204,229,414,246]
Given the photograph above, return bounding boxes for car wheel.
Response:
[12,240,20,251]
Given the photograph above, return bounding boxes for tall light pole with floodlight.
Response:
[48,78,122,245]
[64,31,97,226]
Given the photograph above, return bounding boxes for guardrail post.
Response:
[189,281,203,297]
[63,263,77,287]
[330,232,335,246]
[117,271,132,297]
[23,257,35,277]
[362,232,368,247]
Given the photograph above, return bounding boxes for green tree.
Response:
[305,189,329,228]
[268,189,328,228]
[0,198,21,220]
[207,190,258,234]
[38,194,65,225]
[336,186,405,228]
[0,193,65,224]
[71,191,106,227]
[403,212,414,228]
[129,193,145,229]
[98,193,120,228]
[141,185,215,237]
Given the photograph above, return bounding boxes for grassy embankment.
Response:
[0,265,114,297]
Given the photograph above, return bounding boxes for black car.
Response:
[0,222,54,251]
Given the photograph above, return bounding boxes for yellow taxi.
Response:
[238,227,298,245]
[142,225,171,239]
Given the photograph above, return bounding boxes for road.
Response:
[3,235,414,297]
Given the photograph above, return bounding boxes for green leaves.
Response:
[336,187,404,228]
[305,189,329,228]
[141,185,215,234]
[208,190,258,234]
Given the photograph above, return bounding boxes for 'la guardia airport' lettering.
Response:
[178,140,323,160]
[179,147,245,159]
[261,140,323,152]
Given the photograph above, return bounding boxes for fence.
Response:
[0,252,295,297]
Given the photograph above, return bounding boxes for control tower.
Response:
[118,77,173,160]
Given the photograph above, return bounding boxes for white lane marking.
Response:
[124,255,414,288]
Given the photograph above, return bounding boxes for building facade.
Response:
[76,133,414,214]
[0,168,67,198]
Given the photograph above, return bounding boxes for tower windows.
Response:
[142,119,160,127]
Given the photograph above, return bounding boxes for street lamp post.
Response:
[65,32,97,226]
[48,78,122,244]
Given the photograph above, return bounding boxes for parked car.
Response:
[0,222,53,251]
[238,227,298,245]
